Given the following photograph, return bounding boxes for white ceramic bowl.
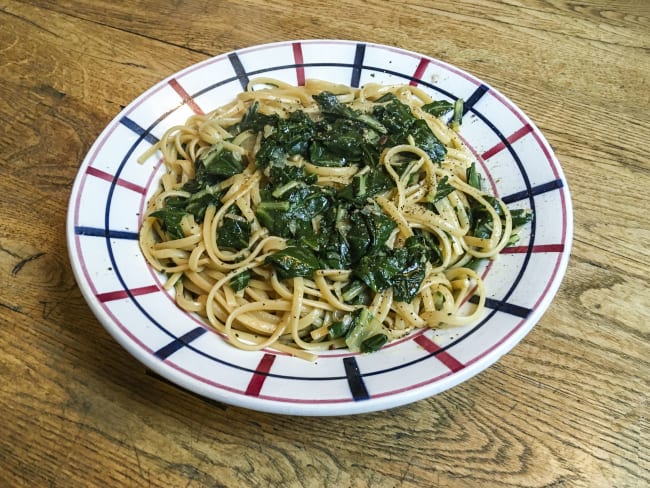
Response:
[66,40,573,415]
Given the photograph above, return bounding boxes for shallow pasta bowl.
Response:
[66,40,573,415]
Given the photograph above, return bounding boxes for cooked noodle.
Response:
[139,78,527,361]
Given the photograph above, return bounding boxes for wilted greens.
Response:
[148,88,531,354]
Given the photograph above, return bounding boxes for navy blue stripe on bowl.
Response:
[469,296,532,318]
[343,357,370,401]
[351,43,366,88]
[155,326,207,360]
[228,53,250,90]
[462,84,489,115]
[75,226,139,240]
[120,116,159,146]
[502,179,564,204]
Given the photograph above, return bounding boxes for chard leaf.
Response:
[466,162,482,191]
[229,269,250,292]
[256,199,292,237]
[360,333,388,353]
[511,208,533,228]
[354,235,429,303]
[450,98,464,130]
[429,175,455,203]
[255,110,317,168]
[373,98,447,162]
[310,111,384,168]
[229,101,278,133]
[410,230,443,267]
[372,97,415,133]
[328,316,353,339]
[316,119,367,163]
[472,216,493,239]
[309,141,349,167]
[285,186,330,221]
[275,110,316,155]
[338,169,394,203]
[344,307,384,352]
[183,185,225,221]
[313,92,386,133]
[255,142,287,169]
[346,208,397,263]
[409,119,447,163]
[362,208,397,252]
[421,100,454,117]
[268,164,317,186]
[257,184,331,242]
[341,279,372,305]
[217,216,251,251]
[390,251,426,302]
[200,143,245,178]
[265,246,321,280]
[149,208,188,240]
[355,249,405,293]
[320,231,352,270]
[480,194,504,217]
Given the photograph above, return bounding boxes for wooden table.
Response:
[1,1,648,486]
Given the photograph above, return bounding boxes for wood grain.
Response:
[1,0,648,486]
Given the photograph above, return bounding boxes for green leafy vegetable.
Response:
[421,99,454,117]
[199,142,245,178]
[338,168,394,203]
[360,333,388,353]
[344,307,384,352]
[313,92,387,134]
[229,101,278,134]
[373,96,447,163]
[268,164,317,187]
[264,246,321,280]
[255,110,317,168]
[355,249,425,303]
[256,184,331,240]
[427,175,455,203]
[217,215,251,251]
[328,314,354,338]
[182,186,225,222]
[409,119,447,162]
[320,229,352,270]
[229,269,250,292]
[353,234,432,302]
[149,208,188,240]
[410,230,443,267]
[466,162,482,191]
[341,279,371,304]
[346,208,397,263]
[511,208,533,228]
[450,98,464,131]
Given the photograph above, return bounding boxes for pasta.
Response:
[139,78,531,361]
